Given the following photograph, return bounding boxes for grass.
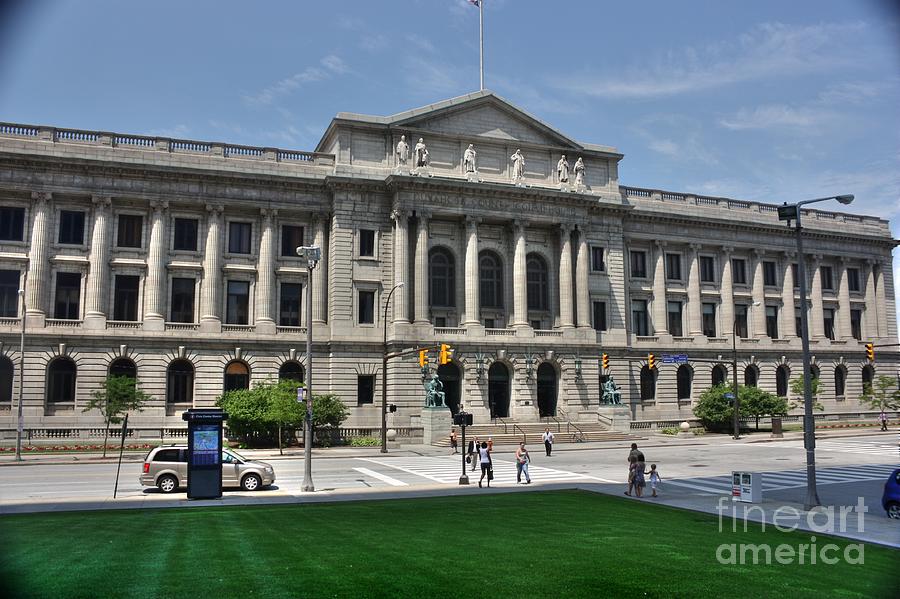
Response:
[0,490,895,599]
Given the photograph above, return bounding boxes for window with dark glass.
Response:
[0,207,25,241]
[228,222,252,254]
[0,270,20,318]
[109,358,137,379]
[776,366,789,397]
[734,304,748,338]
[823,308,835,340]
[173,218,199,251]
[167,359,194,404]
[223,361,250,392]
[113,275,140,321]
[225,280,250,324]
[591,247,605,272]
[676,365,692,400]
[821,266,834,290]
[484,318,496,329]
[792,264,799,288]
[435,316,447,328]
[665,253,682,281]
[702,302,717,337]
[429,248,455,307]
[526,254,549,311]
[712,364,727,386]
[700,256,715,283]
[667,301,683,337]
[58,210,85,245]
[850,309,862,341]
[530,319,543,330]
[640,365,655,401]
[281,225,304,257]
[834,367,846,398]
[632,299,648,336]
[479,252,503,309]
[359,229,375,258]
[763,261,777,286]
[630,251,647,278]
[592,301,607,331]
[358,289,375,324]
[847,268,860,292]
[862,365,874,389]
[744,365,758,387]
[117,214,143,248]
[279,362,304,383]
[765,305,778,339]
[731,258,747,284]
[280,283,302,326]
[0,356,12,405]
[795,307,802,337]
[357,375,375,405]
[170,278,196,323]
[47,358,76,404]
[54,272,81,320]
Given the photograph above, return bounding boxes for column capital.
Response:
[149,199,169,212]
[260,207,278,220]
[654,239,667,249]
[31,191,52,203]
[689,242,702,252]
[810,253,823,263]
[416,209,431,222]
[721,245,734,256]
[205,203,224,216]
[91,195,111,209]
[558,222,574,235]
[782,249,796,259]
[753,248,765,258]
[465,215,481,230]
[390,209,408,223]
[512,219,527,234]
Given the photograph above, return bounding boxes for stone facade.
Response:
[0,91,896,432]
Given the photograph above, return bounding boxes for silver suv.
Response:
[140,445,275,493]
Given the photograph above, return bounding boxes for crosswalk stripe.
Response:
[352,467,408,487]
[357,457,597,485]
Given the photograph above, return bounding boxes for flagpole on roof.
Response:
[479,0,484,90]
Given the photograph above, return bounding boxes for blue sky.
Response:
[1,0,899,320]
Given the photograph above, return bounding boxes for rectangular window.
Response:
[731,258,747,285]
[434,316,447,328]
[665,253,682,281]
[630,251,647,279]
[631,299,648,336]
[281,225,304,257]
[58,210,85,245]
[702,303,717,337]
[117,214,143,248]
[279,283,302,327]
[54,272,81,320]
[173,218,199,251]
[0,270,20,317]
[823,308,835,340]
[591,247,605,272]
[765,305,778,339]
[225,280,250,324]
[850,309,862,341]
[700,256,715,283]
[0,207,25,241]
[667,301,683,337]
[847,268,860,293]
[112,275,140,321]
[228,222,252,254]
[792,264,799,289]
[592,301,607,331]
[795,307,802,337]
[531,318,543,330]
[170,278,196,323]
[359,229,376,258]
[821,266,834,291]
[357,375,375,405]
[763,261,777,286]
[358,289,375,324]
[734,304,748,338]
[484,317,496,329]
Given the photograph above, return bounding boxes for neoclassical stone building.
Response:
[0,91,896,433]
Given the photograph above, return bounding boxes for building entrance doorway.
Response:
[488,362,510,419]
[536,362,557,417]
[436,362,461,414]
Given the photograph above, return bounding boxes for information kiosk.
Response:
[182,408,228,500]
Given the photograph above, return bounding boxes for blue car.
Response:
[883,468,900,519]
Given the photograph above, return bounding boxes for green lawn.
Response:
[0,491,895,598]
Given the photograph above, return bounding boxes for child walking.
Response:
[647,463,661,498]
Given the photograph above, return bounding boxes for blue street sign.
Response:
[724,392,735,400]
[662,354,689,364]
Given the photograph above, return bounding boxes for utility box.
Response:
[732,471,762,503]
[182,408,228,500]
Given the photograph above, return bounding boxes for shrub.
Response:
[349,436,380,447]
[659,427,679,436]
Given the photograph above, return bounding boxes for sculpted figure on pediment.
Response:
[464,144,477,173]
[510,148,525,182]
[574,157,585,186]
[396,135,409,167]
[414,138,429,168]
[557,154,569,183]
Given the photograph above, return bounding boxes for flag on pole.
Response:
[468,0,480,6]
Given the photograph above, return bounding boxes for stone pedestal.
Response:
[598,405,632,432]
[466,171,481,183]
[421,407,452,446]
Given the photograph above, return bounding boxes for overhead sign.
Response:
[777,205,797,221]
[662,354,689,364]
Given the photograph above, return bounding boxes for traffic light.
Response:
[865,343,875,362]
[439,343,453,365]
[602,353,609,370]
[419,349,429,368]
[389,404,397,413]
[647,353,655,370]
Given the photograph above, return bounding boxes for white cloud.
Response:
[360,34,388,52]
[718,104,833,131]
[243,55,349,105]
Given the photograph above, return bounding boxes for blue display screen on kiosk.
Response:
[191,424,221,466]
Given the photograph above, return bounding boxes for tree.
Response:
[789,375,824,411]
[266,379,305,455]
[82,375,151,457]
[860,375,900,412]
[693,384,748,432]
[216,386,271,445]
[741,386,788,430]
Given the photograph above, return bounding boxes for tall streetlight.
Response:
[14,283,26,461]
[732,301,760,440]
[778,194,854,510]
[296,245,321,493]
[381,282,405,453]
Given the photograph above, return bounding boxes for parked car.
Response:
[883,468,900,519]
[140,445,275,493]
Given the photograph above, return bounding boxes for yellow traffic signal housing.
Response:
[865,343,875,362]
[647,353,655,370]
[419,349,429,368]
[602,353,609,370]
[439,343,453,365]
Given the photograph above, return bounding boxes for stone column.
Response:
[83,195,111,330]
[255,208,277,334]
[391,210,409,324]
[751,250,766,337]
[199,204,224,332]
[143,200,169,331]
[511,220,528,328]
[462,217,481,326]
[837,257,853,340]
[864,261,878,339]
[875,262,888,339]
[25,191,51,324]
[809,255,825,339]
[413,212,430,325]
[575,227,591,328]
[720,247,734,338]
[651,241,667,335]
[312,214,327,325]
[781,252,795,337]
[557,224,574,328]
[686,243,702,336]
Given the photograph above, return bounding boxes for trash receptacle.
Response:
[771,417,783,438]
[732,471,762,503]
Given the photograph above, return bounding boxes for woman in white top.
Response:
[478,441,492,488]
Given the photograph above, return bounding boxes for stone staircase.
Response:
[434,420,642,447]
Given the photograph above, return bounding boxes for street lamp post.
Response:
[778,194,854,510]
[15,284,26,461]
[381,282,405,453]
[296,245,321,493]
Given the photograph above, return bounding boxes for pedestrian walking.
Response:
[625,455,636,496]
[450,428,459,454]
[542,427,554,456]
[468,436,479,472]
[515,442,531,484]
[647,463,661,498]
[879,410,889,431]
[487,437,494,452]
[478,441,493,488]
[627,442,645,464]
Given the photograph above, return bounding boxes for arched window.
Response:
[640,365,656,401]
[810,365,820,383]
[712,364,727,387]
[834,366,846,398]
[677,365,692,400]
[0,355,13,405]
[861,364,874,390]
[47,358,77,404]
[479,251,503,309]
[109,358,137,379]
[224,361,250,392]
[279,361,305,383]
[428,248,455,308]
[526,253,549,312]
[167,359,194,405]
[776,365,789,397]
[744,365,758,387]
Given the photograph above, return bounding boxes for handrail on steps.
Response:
[492,415,508,434]
[513,423,527,444]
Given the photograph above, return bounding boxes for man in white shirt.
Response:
[542,427,554,457]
